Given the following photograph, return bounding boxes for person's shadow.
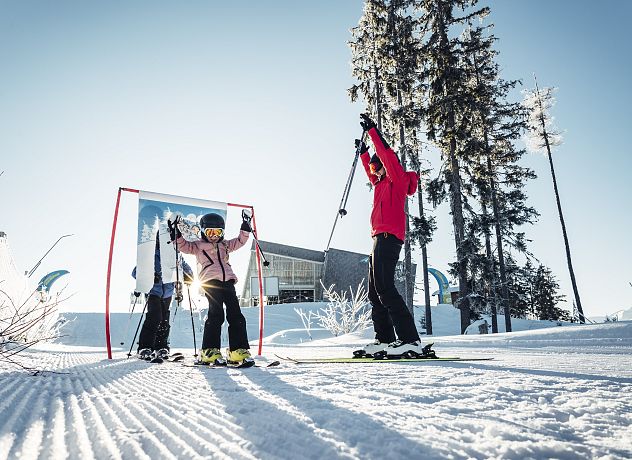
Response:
[201,366,438,460]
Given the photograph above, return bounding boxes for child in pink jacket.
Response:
[169,212,251,365]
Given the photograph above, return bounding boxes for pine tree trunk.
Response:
[545,142,585,323]
[448,136,471,334]
[488,156,512,332]
[437,4,470,334]
[482,201,499,333]
[396,88,414,315]
[417,180,433,335]
[374,64,383,131]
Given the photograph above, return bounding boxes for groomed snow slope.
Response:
[1,306,631,459]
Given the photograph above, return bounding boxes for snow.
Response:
[1,303,631,459]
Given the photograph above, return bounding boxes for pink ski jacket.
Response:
[175,230,250,284]
[360,127,419,242]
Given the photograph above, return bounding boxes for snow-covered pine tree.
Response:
[523,79,585,323]
[531,264,568,321]
[503,254,531,319]
[350,0,421,315]
[349,0,390,129]
[459,21,538,332]
[417,0,490,333]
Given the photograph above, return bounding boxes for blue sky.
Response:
[1,1,630,317]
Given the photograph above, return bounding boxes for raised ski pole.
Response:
[326,129,368,251]
[127,297,148,358]
[172,228,183,319]
[242,209,270,267]
[186,284,198,357]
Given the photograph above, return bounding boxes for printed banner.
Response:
[135,191,227,294]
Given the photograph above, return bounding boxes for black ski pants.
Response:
[138,294,171,351]
[202,280,249,350]
[368,233,419,344]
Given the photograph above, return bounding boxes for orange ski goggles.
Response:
[369,162,383,174]
[203,228,224,238]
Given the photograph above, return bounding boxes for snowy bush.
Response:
[294,307,317,340]
[314,281,371,337]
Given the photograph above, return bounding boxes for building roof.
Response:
[251,240,325,263]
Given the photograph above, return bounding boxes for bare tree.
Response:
[523,78,585,323]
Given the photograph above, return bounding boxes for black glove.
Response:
[240,221,252,232]
[360,113,376,132]
[241,209,252,232]
[355,139,369,154]
[167,216,181,241]
[154,273,160,284]
[133,291,141,298]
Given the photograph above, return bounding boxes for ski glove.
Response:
[241,209,252,232]
[360,113,376,132]
[167,216,182,241]
[133,291,141,298]
[355,139,369,154]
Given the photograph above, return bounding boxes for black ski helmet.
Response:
[200,213,225,242]
[200,213,225,229]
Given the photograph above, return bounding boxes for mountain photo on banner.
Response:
[135,191,227,293]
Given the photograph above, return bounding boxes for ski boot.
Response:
[156,348,170,360]
[138,348,152,360]
[199,348,227,366]
[226,348,255,368]
[149,350,165,363]
[373,340,429,360]
[353,340,389,358]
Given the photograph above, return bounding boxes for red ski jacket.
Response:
[360,127,419,242]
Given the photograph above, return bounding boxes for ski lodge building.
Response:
[240,240,413,306]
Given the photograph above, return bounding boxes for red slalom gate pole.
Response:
[250,208,265,356]
[229,203,265,356]
[105,187,138,359]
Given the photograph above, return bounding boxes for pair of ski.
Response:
[139,352,278,368]
[146,352,259,368]
[187,357,257,369]
[184,359,281,369]
[141,352,185,364]
[276,344,493,364]
[277,356,494,364]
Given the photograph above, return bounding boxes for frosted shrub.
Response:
[315,281,371,337]
[294,307,317,340]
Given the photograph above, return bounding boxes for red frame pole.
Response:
[228,203,265,356]
[105,187,139,359]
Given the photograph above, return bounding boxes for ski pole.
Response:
[127,296,148,358]
[186,284,198,357]
[326,129,368,251]
[119,293,140,346]
[250,229,270,267]
[242,209,270,267]
[172,230,183,316]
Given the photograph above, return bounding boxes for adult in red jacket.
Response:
[356,113,423,359]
